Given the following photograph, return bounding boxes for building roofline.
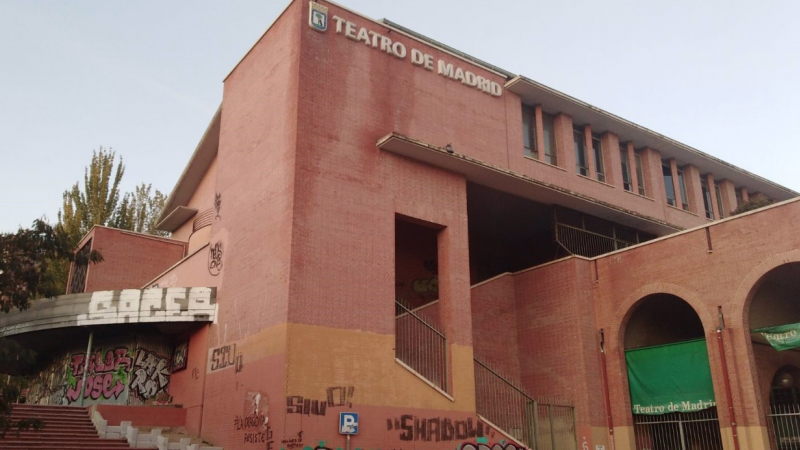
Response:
[155,106,221,229]
[506,76,798,200]
[75,224,187,251]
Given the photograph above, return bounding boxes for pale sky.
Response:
[1,0,799,232]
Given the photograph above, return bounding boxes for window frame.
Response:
[521,104,538,159]
[573,126,589,177]
[592,133,605,183]
[662,162,677,207]
[620,145,632,192]
[634,151,646,196]
[541,113,558,166]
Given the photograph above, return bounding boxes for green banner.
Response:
[626,339,716,415]
[752,323,800,351]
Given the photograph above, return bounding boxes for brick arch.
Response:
[605,282,718,429]
[726,249,800,426]
[610,282,716,351]
[729,249,800,330]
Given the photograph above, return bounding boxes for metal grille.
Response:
[768,403,800,450]
[474,359,577,450]
[395,300,448,392]
[554,207,654,258]
[193,208,215,232]
[67,239,92,294]
[633,407,723,450]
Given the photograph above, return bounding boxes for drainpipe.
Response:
[599,329,616,450]
[716,308,741,450]
[79,331,94,407]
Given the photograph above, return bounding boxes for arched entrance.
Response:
[748,263,800,449]
[624,294,723,450]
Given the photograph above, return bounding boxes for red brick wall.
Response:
[81,227,186,292]
[593,199,800,432]
[470,273,520,381]
[514,258,606,429]
[94,404,186,427]
[196,0,303,446]
[167,326,208,436]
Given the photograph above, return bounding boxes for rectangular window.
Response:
[592,134,605,183]
[662,162,677,207]
[634,151,646,196]
[676,167,689,210]
[701,177,714,219]
[542,113,557,166]
[574,126,588,176]
[715,183,725,219]
[521,105,537,159]
[620,145,632,192]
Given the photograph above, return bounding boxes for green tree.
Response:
[50,147,169,294]
[0,220,102,437]
[58,147,125,244]
[731,196,774,216]
[113,183,169,237]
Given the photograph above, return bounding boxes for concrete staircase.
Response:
[2,404,131,450]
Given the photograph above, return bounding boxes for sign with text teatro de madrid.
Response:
[307,1,503,98]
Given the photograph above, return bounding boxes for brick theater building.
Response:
[4,2,800,450]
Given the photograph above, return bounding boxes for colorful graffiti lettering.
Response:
[387,416,489,442]
[66,348,132,403]
[129,349,170,400]
[459,441,526,450]
[172,341,188,373]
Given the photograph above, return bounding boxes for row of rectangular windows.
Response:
[522,105,646,194]
[662,162,727,220]
[521,104,748,220]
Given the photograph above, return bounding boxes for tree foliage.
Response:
[0,220,101,438]
[58,147,168,242]
[59,148,125,244]
[113,184,169,236]
[731,196,774,216]
[0,220,102,313]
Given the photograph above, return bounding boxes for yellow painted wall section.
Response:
[285,323,476,412]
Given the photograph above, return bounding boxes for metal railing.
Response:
[474,359,577,450]
[768,403,800,450]
[633,407,723,450]
[395,300,448,392]
[553,207,653,258]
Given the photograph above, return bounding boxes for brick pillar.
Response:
[683,165,704,216]
[554,113,573,171]
[602,132,619,187]
[718,179,737,218]
[584,124,595,179]
[627,142,638,195]
[669,159,681,208]
[534,105,545,161]
[639,147,661,199]
[742,187,750,203]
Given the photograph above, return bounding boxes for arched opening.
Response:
[624,294,722,450]
[747,263,800,449]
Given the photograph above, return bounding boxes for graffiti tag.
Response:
[129,349,170,400]
[287,386,355,416]
[387,416,488,442]
[208,242,223,276]
[209,343,243,373]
